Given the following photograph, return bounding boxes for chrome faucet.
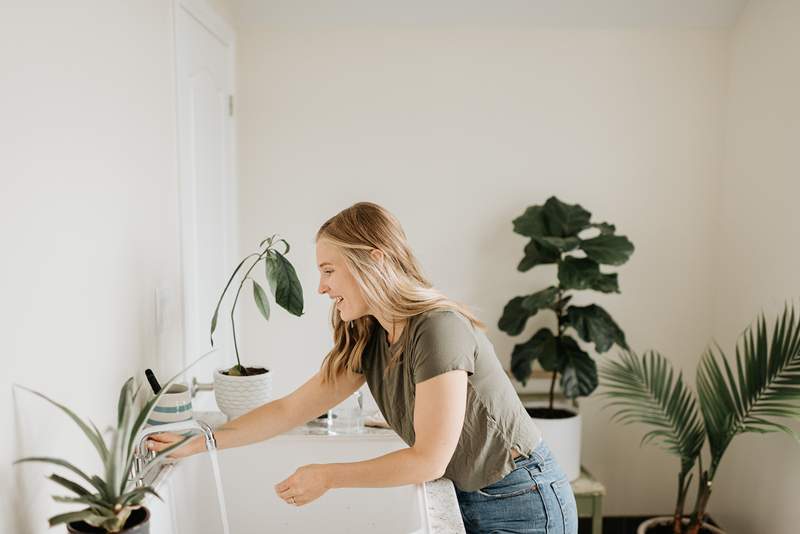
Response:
[130,419,216,487]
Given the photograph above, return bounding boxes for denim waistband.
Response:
[513,438,548,465]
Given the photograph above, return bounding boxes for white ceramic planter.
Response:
[525,404,582,481]
[637,516,725,534]
[213,368,272,420]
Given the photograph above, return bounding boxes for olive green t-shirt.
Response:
[357,308,542,492]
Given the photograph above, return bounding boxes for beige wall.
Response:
[710,1,800,533]
[1,2,186,532]
[233,9,727,516]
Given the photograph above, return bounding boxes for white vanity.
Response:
[145,413,466,534]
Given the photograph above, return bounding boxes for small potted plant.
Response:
[499,196,634,480]
[13,370,200,533]
[210,234,304,419]
[600,304,800,534]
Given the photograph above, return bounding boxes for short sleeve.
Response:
[411,310,476,384]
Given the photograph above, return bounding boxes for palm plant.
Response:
[210,233,304,376]
[13,359,208,532]
[600,305,800,534]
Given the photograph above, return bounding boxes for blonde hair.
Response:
[316,201,485,385]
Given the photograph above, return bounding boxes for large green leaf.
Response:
[558,336,598,398]
[599,349,705,475]
[557,257,619,293]
[512,205,549,237]
[580,234,634,266]
[541,197,592,237]
[517,238,560,271]
[252,280,271,321]
[265,250,304,316]
[510,328,557,385]
[566,304,628,352]
[498,287,559,335]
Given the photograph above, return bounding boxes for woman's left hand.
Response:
[274,464,331,507]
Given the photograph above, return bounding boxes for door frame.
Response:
[172,0,238,373]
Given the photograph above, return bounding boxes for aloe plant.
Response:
[13,359,208,532]
[600,305,800,534]
[499,196,634,409]
[210,234,305,376]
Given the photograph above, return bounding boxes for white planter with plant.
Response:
[499,196,634,481]
[210,233,304,420]
[601,305,800,534]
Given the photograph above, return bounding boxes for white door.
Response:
[174,0,237,410]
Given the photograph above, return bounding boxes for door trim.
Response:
[172,0,238,372]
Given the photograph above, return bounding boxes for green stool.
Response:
[571,467,605,534]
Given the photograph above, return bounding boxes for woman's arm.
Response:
[323,369,467,488]
[148,369,366,457]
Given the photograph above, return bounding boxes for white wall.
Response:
[0,2,186,532]
[232,3,728,516]
[710,1,800,533]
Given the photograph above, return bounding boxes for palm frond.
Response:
[697,304,800,474]
[600,349,705,471]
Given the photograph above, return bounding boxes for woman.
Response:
[148,201,578,534]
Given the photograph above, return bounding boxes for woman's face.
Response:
[316,239,370,322]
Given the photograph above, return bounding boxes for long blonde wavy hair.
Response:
[317,201,486,385]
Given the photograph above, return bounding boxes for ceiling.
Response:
[232,0,749,29]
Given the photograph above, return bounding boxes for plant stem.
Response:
[550,288,566,411]
[229,248,272,374]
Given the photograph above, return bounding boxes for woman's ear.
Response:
[370,248,384,264]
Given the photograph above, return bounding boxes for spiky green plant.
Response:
[499,196,634,409]
[600,305,800,534]
[210,233,304,376]
[13,355,211,532]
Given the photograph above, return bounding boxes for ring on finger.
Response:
[289,496,296,505]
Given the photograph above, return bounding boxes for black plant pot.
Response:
[66,507,150,534]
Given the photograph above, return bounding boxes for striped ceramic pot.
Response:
[147,383,193,426]
[213,368,272,420]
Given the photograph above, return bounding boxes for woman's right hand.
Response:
[145,432,201,460]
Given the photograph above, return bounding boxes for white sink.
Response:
[150,422,430,533]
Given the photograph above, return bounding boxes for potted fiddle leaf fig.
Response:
[210,233,304,419]
[499,196,634,480]
[600,304,800,534]
[13,366,204,533]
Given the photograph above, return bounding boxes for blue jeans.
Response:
[454,440,578,534]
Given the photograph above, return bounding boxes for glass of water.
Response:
[327,390,364,434]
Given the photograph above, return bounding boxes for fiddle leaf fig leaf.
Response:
[558,336,598,398]
[518,238,560,272]
[498,287,559,335]
[512,205,549,237]
[541,196,592,237]
[565,304,628,353]
[511,328,557,385]
[580,234,634,266]
[558,257,619,293]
